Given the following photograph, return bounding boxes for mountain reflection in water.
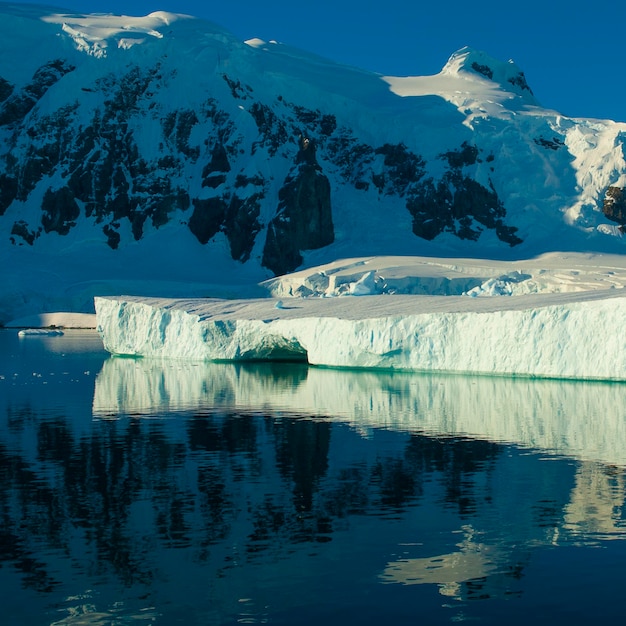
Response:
[1,329,626,625]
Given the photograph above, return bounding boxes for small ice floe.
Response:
[18,328,64,337]
[274,300,284,309]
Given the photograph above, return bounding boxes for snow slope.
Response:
[2,5,626,324]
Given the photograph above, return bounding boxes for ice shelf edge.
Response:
[94,294,626,381]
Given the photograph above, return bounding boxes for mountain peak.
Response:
[442,46,536,99]
[2,5,626,325]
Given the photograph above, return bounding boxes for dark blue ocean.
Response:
[2,328,626,625]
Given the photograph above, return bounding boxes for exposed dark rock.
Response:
[10,220,39,245]
[0,44,560,269]
[0,76,13,103]
[202,142,231,188]
[262,222,305,277]
[103,224,121,249]
[0,61,208,251]
[250,102,289,155]
[603,186,626,228]
[296,133,318,166]
[262,136,333,275]
[222,74,253,100]
[100,64,160,118]
[68,148,103,218]
[326,135,517,246]
[61,66,191,239]
[2,94,37,126]
[41,187,80,235]
[188,197,228,244]
[508,72,533,95]
[224,193,263,262]
[471,62,493,79]
[130,210,148,241]
[208,142,231,172]
[0,59,75,126]
[158,155,177,169]
[163,109,200,159]
[442,141,479,168]
[495,220,523,244]
[0,174,17,215]
[535,136,564,150]
[407,143,521,246]
[326,132,375,188]
[235,173,265,188]
[292,106,319,126]
[29,59,76,99]
[66,110,148,226]
[408,178,452,240]
[373,143,426,195]
[147,186,190,229]
[108,168,132,220]
[320,114,337,136]
[202,174,227,189]
[201,98,234,142]
[372,172,385,192]
[292,105,337,136]
[16,105,77,201]
[454,178,506,231]
[407,175,521,245]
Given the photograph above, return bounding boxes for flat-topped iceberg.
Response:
[94,254,626,381]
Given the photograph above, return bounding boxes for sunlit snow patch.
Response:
[6,313,97,329]
[382,47,539,126]
[41,11,191,57]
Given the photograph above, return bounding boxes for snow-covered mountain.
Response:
[2,3,626,323]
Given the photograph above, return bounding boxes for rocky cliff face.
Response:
[603,187,626,233]
[0,56,522,276]
[1,7,625,302]
[262,135,334,274]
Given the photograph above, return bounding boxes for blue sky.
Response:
[11,0,626,122]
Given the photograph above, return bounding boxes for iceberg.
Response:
[17,328,64,337]
[94,254,626,381]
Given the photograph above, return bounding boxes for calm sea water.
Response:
[2,328,626,625]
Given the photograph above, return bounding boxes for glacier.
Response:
[95,254,626,381]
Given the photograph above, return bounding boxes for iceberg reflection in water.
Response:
[94,356,626,467]
[2,330,626,625]
[93,358,626,604]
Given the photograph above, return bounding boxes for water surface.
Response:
[2,329,626,625]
